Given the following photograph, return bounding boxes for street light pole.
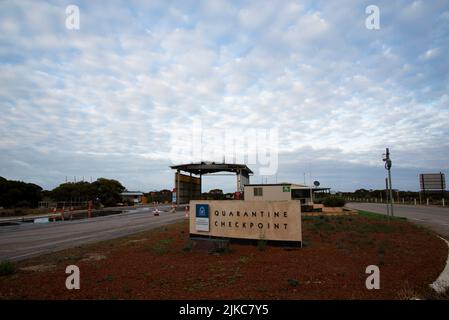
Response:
[383,148,394,217]
[385,177,390,216]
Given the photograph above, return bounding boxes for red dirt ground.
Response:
[0,213,447,299]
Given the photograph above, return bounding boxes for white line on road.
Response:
[430,236,449,294]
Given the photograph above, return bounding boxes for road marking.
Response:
[430,236,449,294]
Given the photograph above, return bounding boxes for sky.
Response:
[0,0,448,193]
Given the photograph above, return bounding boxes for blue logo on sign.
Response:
[196,204,209,218]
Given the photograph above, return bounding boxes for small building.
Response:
[244,183,330,204]
[120,191,144,204]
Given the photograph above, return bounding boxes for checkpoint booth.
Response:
[170,162,253,205]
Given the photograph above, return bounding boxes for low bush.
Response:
[0,260,16,276]
[321,196,346,207]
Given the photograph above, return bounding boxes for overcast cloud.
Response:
[0,0,448,192]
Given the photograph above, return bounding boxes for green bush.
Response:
[257,239,267,251]
[0,260,16,276]
[321,196,346,207]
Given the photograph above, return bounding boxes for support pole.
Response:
[385,177,390,217]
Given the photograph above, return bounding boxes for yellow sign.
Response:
[189,200,301,242]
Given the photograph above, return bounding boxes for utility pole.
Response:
[385,178,389,216]
[382,148,394,217]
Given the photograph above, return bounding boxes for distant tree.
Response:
[147,189,172,203]
[50,181,96,202]
[0,177,43,208]
[201,189,225,200]
[92,178,125,206]
[46,178,125,207]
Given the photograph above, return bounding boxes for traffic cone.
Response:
[185,205,189,219]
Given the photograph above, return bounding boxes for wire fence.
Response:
[344,197,447,206]
[38,201,89,210]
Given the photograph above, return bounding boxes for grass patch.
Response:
[287,279,299,287]
[312,220,336,233]
[182,239,194,252]
[257,239,267,251]
[147,238,173,255]
[228,267,242,284]
[0,260,16,276]
[304,213,404,239]
[239,256,250,264]
[359,210,407,221]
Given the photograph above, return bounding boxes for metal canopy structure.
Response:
[170,162,253,205]
[171,162,253,176]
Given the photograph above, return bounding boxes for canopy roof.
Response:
[170,162,253,176]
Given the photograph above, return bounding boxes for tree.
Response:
[46,178,125,207]
[50,181,96,202]
[146,189,172,203]
[92,178,125,206]
[0,177,43,208]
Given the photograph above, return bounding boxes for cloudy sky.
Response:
[0,0,448,192]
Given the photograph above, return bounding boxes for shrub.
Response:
[288,279,300,287]
[182,240,194,252]
[0,260,16,276]
[321,196,346,207]
[257,239,267,251]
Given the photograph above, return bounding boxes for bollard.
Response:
[427,198,429,206]
[414,198,416,206]
[443,198,445,207]
[87,200,93,219]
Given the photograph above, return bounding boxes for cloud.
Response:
[420,48,441,60]
[0,0,448,192]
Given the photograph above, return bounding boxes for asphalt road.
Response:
[347,202,449,239]
[0,206,186,261]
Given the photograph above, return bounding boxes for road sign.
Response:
[195,204,209,232]
[420,173,446,191]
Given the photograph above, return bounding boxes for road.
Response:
[347,202,449,239]
[0,206,186,261]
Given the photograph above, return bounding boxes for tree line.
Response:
[0,177,125,208]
